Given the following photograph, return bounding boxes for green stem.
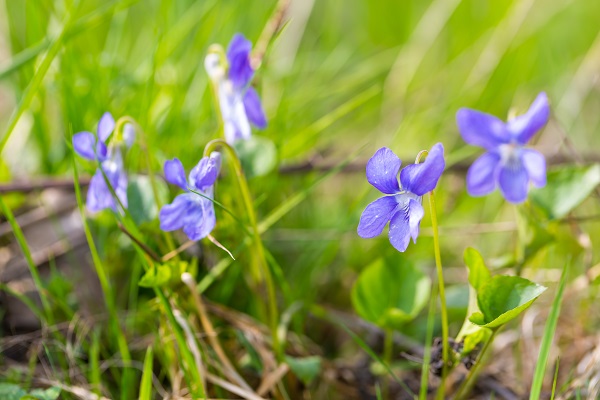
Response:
[203,139,281,360]
[453,329,498,399]
[72,146,134,400]
[382,328,394,399]
[113,116,177,254]
[429,190,450,399]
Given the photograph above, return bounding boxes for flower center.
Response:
[498,142,522,170]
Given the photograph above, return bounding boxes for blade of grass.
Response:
[550,357,560,400]
[139,346,154,400]
[89,327,102,397]
[529,260,569,400]
[0,197,54,325]
[0,3,79,154]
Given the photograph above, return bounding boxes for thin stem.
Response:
[382,328,394,399]
[71,149,134,400]
[453,329,498,399]
[429,190,450,399]
[203,139,281,361]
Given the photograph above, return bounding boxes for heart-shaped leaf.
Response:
[127,174,168,225]
[469,276,546,329]
[531,164,600,219]
[352,258,430,330]
[285,356,322,385]
[233,135,277,178]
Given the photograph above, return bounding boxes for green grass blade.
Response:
[70,133,134,399]
[529,260,569,400]
[0,197,53,324]
[0,6,77,154]
[550,357,560,400]
[139,345,154,400]
[89,328,102,396]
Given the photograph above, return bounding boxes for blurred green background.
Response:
[1,0,600,394]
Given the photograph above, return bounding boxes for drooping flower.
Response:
[72,112,131,212]
[456,92,549,203]
[159,152,221,241]
[205,33,267,144]
[357,143,445,252]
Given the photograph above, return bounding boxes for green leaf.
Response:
[22,387,61,400]
[464,247,491,292]
[285,356,322,385]
[531,164,600,219]
[233,135,277,178]
[127,175,168,225]
[0,384,26,400]
[352,258,430,329]
[139,263,171,288]
[469,276,546,329]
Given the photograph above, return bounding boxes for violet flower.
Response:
[159,153,221,241]
[72,112,130,212]
[357,143,445,252]
[205,33,267,144]
[456,92,549,203]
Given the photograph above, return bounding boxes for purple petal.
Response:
[220,83,251,144]
[159,193,197,232]
[456,108,510,150]
[407,199,424,243]
[388,203,411,252]
[85,154,127,213]
[73,132,98,160]
[498,161,529,203]
[357,196,398,238]
[164,158,188,190]
[508,92,550,145]
[189,152,221,191]
[366,147,401,194]
[243,87,267,129]
[400,143,445,196]
[183,193,216,241]
[227,33,254,89]
[97,112,115,143]
[466,152,500,196]
[521,149,546,188]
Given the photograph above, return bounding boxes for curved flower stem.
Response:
[453,329,498,399]
[113,116,177,254]
[71,152,134,400]
[203,138,282,361]
[429,190,450,399]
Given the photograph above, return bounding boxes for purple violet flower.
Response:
[357,143,445,252]
[159,152,221,241]
[205,34,267,145]
[456,92,550,203]
[72,112,129,212]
